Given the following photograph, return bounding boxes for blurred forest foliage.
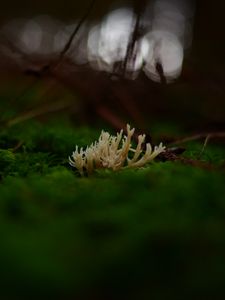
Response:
[1,0,225,59]
[0,0,225,130]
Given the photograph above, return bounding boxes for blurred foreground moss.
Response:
[0,119,225,299]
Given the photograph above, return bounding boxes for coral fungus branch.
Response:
[69,124,165,176]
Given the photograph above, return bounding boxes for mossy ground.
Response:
[0,114,225,299]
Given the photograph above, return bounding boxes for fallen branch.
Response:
[160,149,216,171]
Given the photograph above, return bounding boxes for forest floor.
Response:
[0,83,225,299]
[0,112,225,299]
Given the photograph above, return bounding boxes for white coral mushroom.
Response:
[69,124,165,176]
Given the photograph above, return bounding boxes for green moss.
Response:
[0,118,225,299]
[0,149,15,169]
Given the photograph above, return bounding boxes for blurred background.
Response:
[0,0,224,133]
[0,0,224,62]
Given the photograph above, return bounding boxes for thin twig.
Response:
[2,0,96,111]
[160,150,216,171]
[12,140,24,152]
[96,105,126,132]
[122,1,146,76]
[198,134,211,159]
[55,0,96,67]
[155,61,167,85]
[122,14,141,75]
[5,99,73,127]
[170,132,225,146]
[0,33,29,61]
[162,131,225,170]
